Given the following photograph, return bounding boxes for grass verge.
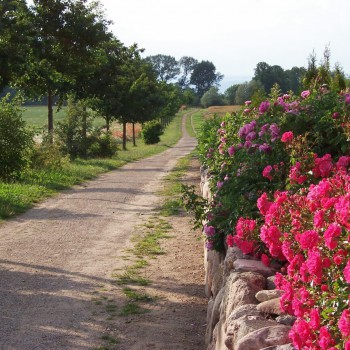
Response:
[159,153,194,216]
[0,113,184,221]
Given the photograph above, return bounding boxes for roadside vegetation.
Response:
[0,111,183,221]
[183,53,350,349]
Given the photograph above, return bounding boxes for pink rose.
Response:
[313,154,333,178]
[262,165,273,181]
[227,145,235,156]
[259,101,270,114]
[339,309,350,336]
[344,260,350,283]
[281,131,294,143]
[301,90,311,98]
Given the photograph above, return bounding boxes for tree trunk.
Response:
[132,123,136,147]
[82,105,87,158]
[48,89,54,143]
[122,122,127,150]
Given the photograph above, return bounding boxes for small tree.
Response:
[0,95,33,180]
[141,120,163,144]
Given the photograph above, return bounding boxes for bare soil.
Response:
[0,114,207,350]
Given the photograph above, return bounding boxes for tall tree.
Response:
[190,60,223,97]
[285,66,306,93]
[177,56,198,89]
[89,40,137,134]
[0,0,32,91]
[144,54,180,83]
[16,0,112,137]
[224,84,240,105]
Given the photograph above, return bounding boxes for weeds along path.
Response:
[0,112,203,350]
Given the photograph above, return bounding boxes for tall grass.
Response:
[0,113,184,221]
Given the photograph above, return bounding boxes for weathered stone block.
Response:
[234,259,277,277]
[235,325,292,350]
[255,289,283,302]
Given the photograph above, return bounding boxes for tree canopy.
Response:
[190,60,223,97]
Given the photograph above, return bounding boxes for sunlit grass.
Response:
[0,113,184,221]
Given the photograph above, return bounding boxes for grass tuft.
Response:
[119,302,149,316]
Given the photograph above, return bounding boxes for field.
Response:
[22,105,105,132]
[203,105,241,118]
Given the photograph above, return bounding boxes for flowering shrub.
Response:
[259,161,350,349]
[191,82,350,349]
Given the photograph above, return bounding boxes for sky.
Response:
[97,0,350,91]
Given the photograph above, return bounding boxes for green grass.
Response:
[123,287,153,302]
[159,154,193,216]
[101,335,118,344]
[22,106,67,131]
[114,269,151,286]
[185,109,205,137]
[0,113,184,221]
[22,105,105,132]
[119,302,149,316]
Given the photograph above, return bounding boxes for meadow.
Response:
[22,105,106,132]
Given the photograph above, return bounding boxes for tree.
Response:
[16,0,112,138]
[253,62,287,93]
[144,54,180,83]
[200,87,224,107]
[119,57,162,149]
[90,40,139,140]
[285,66,306,93]
[0,0,32,91]
[235,80,264,105]
[177,56,198,89]
[190,60,223,97]
[224,84,240,105]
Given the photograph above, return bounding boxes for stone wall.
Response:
[200,167,296,350]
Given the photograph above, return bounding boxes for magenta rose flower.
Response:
[281,131,294,143]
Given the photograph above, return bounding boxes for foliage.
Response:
[224,84,240,105]
[0,0,32,90]
[141,120,164,144]
[234,80,265,105]
[144,54,180,83]
[14,0,113,135]
[55,99,94,158]
[0,95,34,181]
[0,113,183,220]
[200,87,224,107]
[31,142,69,170]
[190,60,223,97]
[87,130,118,158]
[178,56,198,90]
[194,58,350,348]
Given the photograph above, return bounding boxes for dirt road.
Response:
[0,114,206,350]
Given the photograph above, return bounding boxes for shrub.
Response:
[56,99,118,158]
[31,142,69,170]
[87,130,118,158]
[0,95,34,181]
[55,99,94,159]
[193,74,350,348]
[141,120,163,144]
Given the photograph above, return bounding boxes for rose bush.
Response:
[192,80,350,348]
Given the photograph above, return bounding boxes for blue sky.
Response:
[99,0,350,91]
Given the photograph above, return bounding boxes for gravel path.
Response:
[0,114,204,350]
